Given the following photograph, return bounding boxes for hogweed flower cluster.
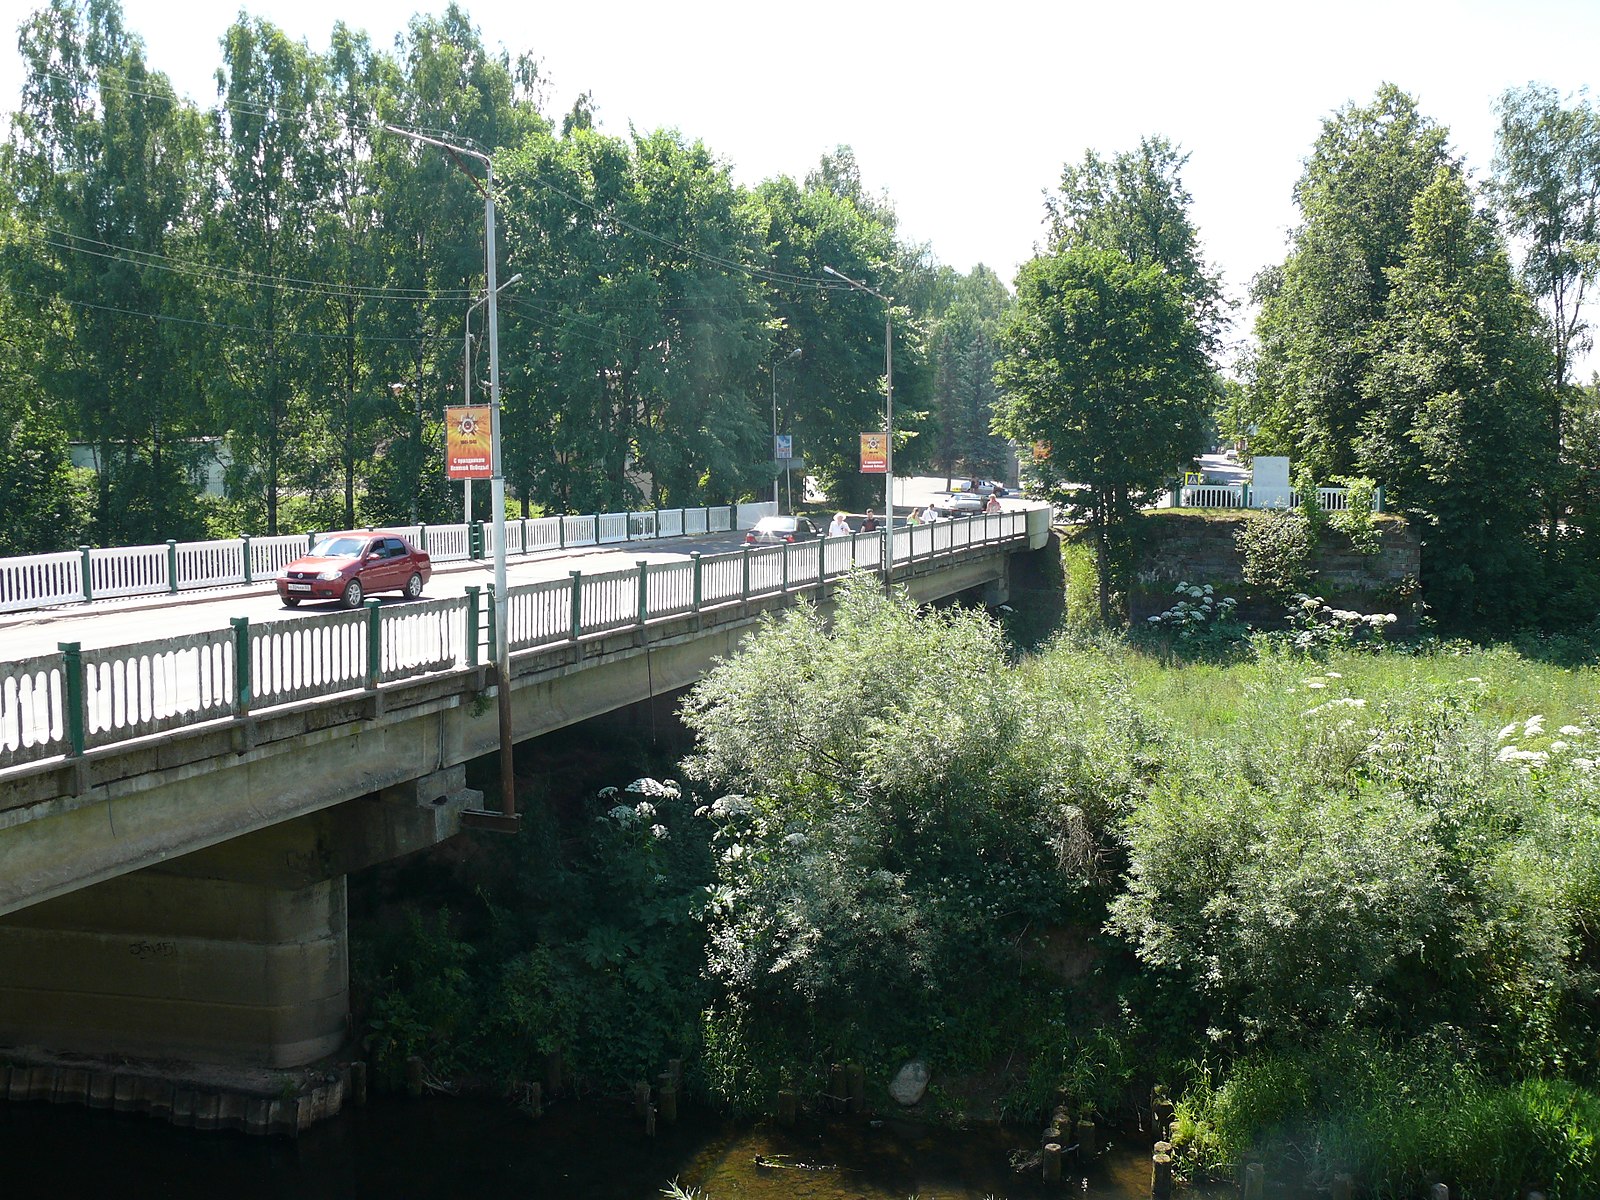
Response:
[1147,581,1239,641]
[1286,593,1397,651]
[1494,715,1595,771]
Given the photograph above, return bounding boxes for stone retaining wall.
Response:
[1129,512,1422,624]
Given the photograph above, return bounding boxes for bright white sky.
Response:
[4,0,1599,365]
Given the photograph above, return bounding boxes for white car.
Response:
[932,492,985,516]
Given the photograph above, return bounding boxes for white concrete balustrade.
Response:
[0,503,766,615]
[0,512,1035,770]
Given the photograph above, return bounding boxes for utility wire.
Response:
[14,287,455,345]
[28,227,480,302]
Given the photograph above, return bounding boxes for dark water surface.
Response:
[0,1092,1210,1199]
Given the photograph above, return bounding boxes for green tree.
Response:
[1357,166,1556,627]
[0,208,89,552]
[994,246,1210,623]
[1493,85,1600,551]
[1493,85,1600,413]
[363,5,535,527]
[926,265,1013,483]
[754,171,905,511]
[306,24,400,530]
[610,129,769,507]
[1046,135,1224,351]
[1250,86,1453,477]
[209,15,332,534]
[7,0,209,544]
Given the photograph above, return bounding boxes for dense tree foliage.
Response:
[6,0,211,543]
[0,0,943,550]
[1357,167,1555,624]
[1494,84,1600,408]
[1250,86,1453,479]
[1248,84,1600,631]
[1045,135,1225,351]
[994,246,1211,622]
[923,263,1012,484]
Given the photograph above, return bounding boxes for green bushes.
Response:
[1235,510,1315,596]
[1173,1036,1600,1199]
[1062,536,1102,632]
[355,577,1600,1197]
[683,574,1110,1111]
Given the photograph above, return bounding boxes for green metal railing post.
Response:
[1374,486,1385,513]
[1240,481,1251,509]
[465,585,481,668]
[78,546,93,602]
[365,599,383,690]
[593,513,601,545]
[486,583,500,660]
[741,546,751,613]
[230,617,252,714]
[780,543,789,593]
[558,514,566,550]
[469,522,484,560]
[167,540,179,594]
[308,532,318,551]
[690,552,702,610]
[569,570,583,640]
[636,560,649,625]
[242,535,253,584]
[59,641,86,757]
[418,524,428,553]
[818,536,826,586]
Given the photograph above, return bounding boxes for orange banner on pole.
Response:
[859,432,887,474]
[446,405,492,480]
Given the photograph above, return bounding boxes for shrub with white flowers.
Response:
[1144,581,1246,655]
[1494,714,1596,772]
[1285,593,1397,652]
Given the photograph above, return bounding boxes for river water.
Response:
[0,1092,1211,1200]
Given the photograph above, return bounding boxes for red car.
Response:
[275,532,431,608]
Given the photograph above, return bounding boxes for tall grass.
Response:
[1174,1037,1600,1199]
[1020,632,1600,1197]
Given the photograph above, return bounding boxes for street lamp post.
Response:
[464,273,523,525]
[821,265,893,532]
[770,347,801,512]
[386,124,518,831]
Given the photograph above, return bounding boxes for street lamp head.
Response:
[821,264,842,279]
[786,347,803,361]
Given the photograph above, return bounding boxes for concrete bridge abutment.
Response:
[0,767,477,1069]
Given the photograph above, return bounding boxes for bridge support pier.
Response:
[0,768,477,1070]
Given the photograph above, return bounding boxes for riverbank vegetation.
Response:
[353,572,1599,1197]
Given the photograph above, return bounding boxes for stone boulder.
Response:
[888,1059,929,1106]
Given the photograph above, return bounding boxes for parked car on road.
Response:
[932,492,985,517]
[276,532,431,609]
[949,478,1008,497]
[744,515,820,545]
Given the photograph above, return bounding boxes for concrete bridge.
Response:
[0,511,1047,1084]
